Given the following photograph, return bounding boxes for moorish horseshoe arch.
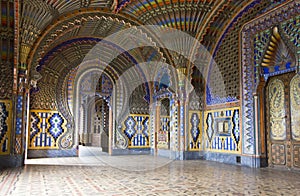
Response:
[73,64,119,151]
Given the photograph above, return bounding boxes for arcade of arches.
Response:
[0,0,300,172]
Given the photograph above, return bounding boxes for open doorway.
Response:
[87,97,109,152]
[76,71,113,155]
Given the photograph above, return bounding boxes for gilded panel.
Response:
[268,79,286,140]
[290,75,300,141]
[0,100,12,155]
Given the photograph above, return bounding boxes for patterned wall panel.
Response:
[0,0,14,100]
[169,99,178,152]
[123,114,149,148]
[157,116,170,149]
[241,1,298,155]
[29,110,67,149]
[14,95,23,154]
[188,111,202,151]
[293,145,300,168]
[0,100,11,155]
[268,79,286,141]
[290,75,300,141]
[207,1,259,105]
[282,15,300,49]
[204,107,240,153]
[271,144,286,165]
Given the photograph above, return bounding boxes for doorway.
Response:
[156,98,171,151]
[88,98,109,152]
[266,72,300,169]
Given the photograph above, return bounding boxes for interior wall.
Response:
[0,0,17,167]
[241,0,299,167]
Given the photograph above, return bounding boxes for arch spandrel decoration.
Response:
[241,0,300,154]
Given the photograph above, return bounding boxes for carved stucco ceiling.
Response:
[29,12,165,81]
[21,0,286,86]
[21,0,116,45]
[23,0,260,68]
[30,14,133,68]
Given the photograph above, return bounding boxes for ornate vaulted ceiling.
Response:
[18,0,289,105]
[21,0,260,73]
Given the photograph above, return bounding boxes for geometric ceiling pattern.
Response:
[22,0,263,71]
[19,0,289,109]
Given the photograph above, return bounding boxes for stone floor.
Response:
[1,148,300,195]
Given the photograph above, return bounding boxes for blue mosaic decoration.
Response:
[142,117,149,139]
[16,95,23,135]
[206,0,261,105]
[124,116,136,140]
[161,117,169,132]
[253,29,271,84]
[282,15,300,48]
[206,86,239,105]
[0,102,9,153]
[189,112,201,150]
[123,115,150,148]
[49,113,64,139]
[30,112,40,141]
[190,114,200,142]
[206,113,214,142]
[100,74,113,97]
[29,111,66,149]
[157,116,170,149]
[210,137,237,151]
[116,0,130,12]
[232,110,240,145]
[205,108,240,152]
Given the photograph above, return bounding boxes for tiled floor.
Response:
[1,148,300,195]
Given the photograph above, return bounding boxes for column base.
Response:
[0,155,24,168]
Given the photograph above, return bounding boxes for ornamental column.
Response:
[176,67,188,160]
[14,43,31,157]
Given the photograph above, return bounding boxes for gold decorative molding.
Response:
[268,79,286,140]
[290,75,300,140]
[261,27,281,67]
[176,67,187,81]
[20,43,31,65]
